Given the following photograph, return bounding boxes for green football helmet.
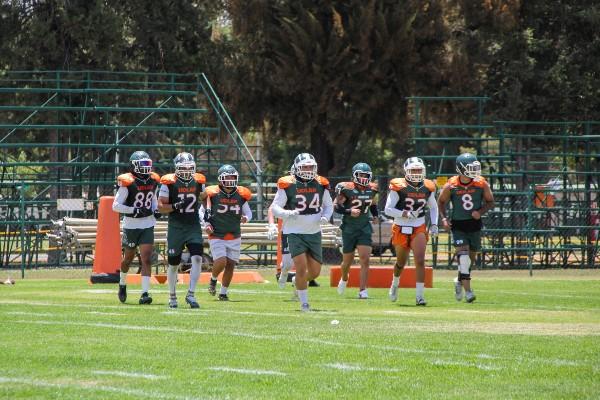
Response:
[174,152,195,181]
[129,151,152,176]
[456,153,481,178]
[217,164,239,188]
[352,162,372,186]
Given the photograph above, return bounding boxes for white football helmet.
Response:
[174,152,196,181]
[403,157,426,183]
[293,153,317,181]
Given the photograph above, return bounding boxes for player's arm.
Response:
[241,202,252,223]
[369,192,380,222]
[321,189,333,222]
[157,184,186,213]
[427,191,439,226]
[266,206,279,240]
[333,191,352,216]
[383,190,408,218]
[437,185,451,230]
[112,186,134,214]
[271,189,297,219]
[472,182,495,220]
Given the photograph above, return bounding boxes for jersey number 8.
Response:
[133,192,154,209]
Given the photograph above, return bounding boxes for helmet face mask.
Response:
[218,165,239,188]
[456,153,481,179]
[352,162,372,186]
[130,151,152,176]
[174,152,196,181]
[293,153,317,181]
[403,157,426,183]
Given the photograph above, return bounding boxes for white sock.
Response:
[416,282,425,298]
[298,289,308,304]
[119,271,127,285]
[220,285,228,295]
[167,264,179,297]
[189,255,202,293]
[141,275,150,293]
[392,276,400,287]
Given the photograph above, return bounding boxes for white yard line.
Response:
[323,363,404,372]
[92,370,165,380]
[207,367,286,376]
[0,376,203,400]
[85,311,126,316]
[13,320,208,335]
[431,359,503,371]
[6,311,57,317]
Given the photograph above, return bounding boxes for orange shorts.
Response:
[391,224,428,250]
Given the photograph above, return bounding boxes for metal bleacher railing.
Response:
[0,70,263,275]
[408,97,599,272]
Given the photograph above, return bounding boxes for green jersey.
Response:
[278,175,329,215]
[444,175,487,221]
[205,185,252,239]
[159,173,206,226]
[335,181,377,231]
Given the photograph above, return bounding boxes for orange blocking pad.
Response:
[330,266,433,288]
[126,271,265,285]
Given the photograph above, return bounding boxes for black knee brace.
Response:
[168,254,182,266]
[187,243,204,257]
[458,272,471,281]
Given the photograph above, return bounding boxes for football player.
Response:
[270,153,333,311]
[158,152,207,309]
[205,165,252,301]
[334,162,379,299]
[385,157,438,306]
[438,153,494,303]
[112,151,161,305]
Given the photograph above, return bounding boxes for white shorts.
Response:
[209,238,242,262]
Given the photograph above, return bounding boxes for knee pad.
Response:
[187,243,204,257]
[457,251,471,275]
[168,254,182,266]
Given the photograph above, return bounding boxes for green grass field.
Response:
[0,269,599,399]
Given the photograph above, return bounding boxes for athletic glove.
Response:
[172,198,190,211]
[320,216,330,224]
[401,210,419,219]
[132,207,152,218]
[267,224,278,240]
[204,208,213,222]
[429,224,439,237]
[153,209,162,219]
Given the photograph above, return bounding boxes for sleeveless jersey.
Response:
[160,173,206,226]
[278,175,330,215]
[117,172,161,210]
[444,176,487,221]
[205,185,252,239]
[388,178,436,218]
[335,181,378,231]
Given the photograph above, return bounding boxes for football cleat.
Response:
[139,292,152,305]
[218,294,229,301]
[466,291,476,303]
[416,297,427,306]
[168,298,178,309]
[208,279,217,296]
[358,289,369,299]
[309,279,320,287]
[337,279,347,295]
[389,285,398,302]
[454,278,464,301]
[185,294,200,309]
[118,284,127,303]
[300,303,311,312]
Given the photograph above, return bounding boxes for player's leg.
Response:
[453,228,471,301]
[166,224,185,308]
[338,228,356,295]
[356,227,373,299]
[337,252,354,295]
[117,228,139,303]
[138,239,154,305]
[218,238,240,301]
[209,239,227,296]
[219,258,236,301]
[464,231,481,303]
[278,234,293,288]
[410,226,427,306]
[389,225,409,302]
[185,242,203,308]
